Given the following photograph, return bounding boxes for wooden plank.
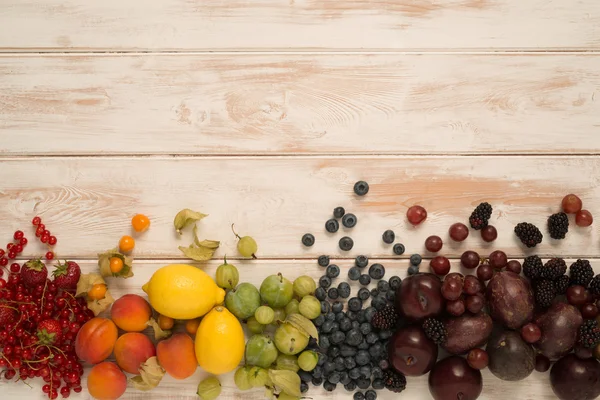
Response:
[0,1,599,51]
[1,258,579,400]
[1,54,600,155]
[0,156,597,260]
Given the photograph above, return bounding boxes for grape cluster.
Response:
[441,273,485,316]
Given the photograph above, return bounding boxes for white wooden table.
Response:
[1,1,600,399]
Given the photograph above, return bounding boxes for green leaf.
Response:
[174,209,207,235]
[178,245,217,261]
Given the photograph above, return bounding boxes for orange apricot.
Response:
[110,294,152,332]
[157,333,197,379]
[114,332,156,374]
[75,318,118,365]
[87,362,127,400]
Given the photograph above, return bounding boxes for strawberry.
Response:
[0,305,17,326]
[52,261,81,290]
[37,319,62,344]
[20,259,48,288]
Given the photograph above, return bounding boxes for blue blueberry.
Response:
[337,282,351,299]
[335,312,345,322]
[366,332,379,344]
[349,368,361,380]
[328,346,340,358]
[382,230,395,244]
[359,322,372,335]
[318,255,330,267]
[359,274,371,286]
[386,290,396,302]
[348,297,363,312]
[323,381,336,391]
[377,280,389,292]
[339,236,354,251]
[312,376,323,386]
[357,310,366,323]
[369,263,385,279]
[407,265,420,276]
[369,342,383,359]
[344,356,357,370]
[344,382,357,392]
[333,206,345,219]
[302,233,315,247]
[334,356,345,372]
[354,181,369,196]
[328,288,339,300]
[340,371,351,385]
[359,365,372,379]
[313,314,325,327]
[313,366,323,378]
[372,366,383,379]
[315,287,327,301]
[370,288,380,298]
[372,379,385,390]
[331,331,345,344]
[354,392,365,400]
[364,307,376,322]
[325,312,336,321]
[358,339,369,350]
[348,266,361,281]
[356,378,371,390]
[299,370,313,382]
[371,296,387,311]
[321,301,331,314]
[320,335,331,350]
[352,320,360,330]
[356,350,370,366]
[326,264,340,278]
[346,310,357,320]
[410,253,422,266]
[345,328,363,347]
[393,243,405,255]
[331,322,340,332]
[325,218,339,233]
[341,346,357,357]
[355,255,369,268]
[342,213,357,228]
[365,389,377,400]
[358,287,370,301]
[319,275,332,288]
[300,382,309,393]
[389,276,402,290]
[379,330,393,340]
[331,301,344,313]
[322,320,334,333]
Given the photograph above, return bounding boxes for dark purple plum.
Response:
[550,354,600,400]
[442,313,492,355]
[396,273,445,321]
[486,329,535,381]
[389,325,438,377]
[486,271,534,329]
[428,356,482,400]
[535,302,583,360]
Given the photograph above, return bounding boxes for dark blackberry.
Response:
[570,259,594,286]
[523,255,544,281]
[371,305,398,330]
[548,212,569,239]
[556,274,570,295]
[422,318,447,345]
[383,368,407,393]
[469,202,493,230]
[514,222,543,248]
[589,275,600,296]
[578,319,600,348]
[541,258,567,280]
[534,280,556,309]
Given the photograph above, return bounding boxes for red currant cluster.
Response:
[0,230,28,268]
[32,216,57,261]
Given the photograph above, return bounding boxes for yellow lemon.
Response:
[142,264,225,320]
[195,306,244,375]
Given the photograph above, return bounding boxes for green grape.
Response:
[298,295,321,319]
[272,308,286,324]
[297,350,318,372]
[247,316,266,334]
[293,276,316,298]
[255,306,275,325]
[285,299,300,316]
[197,376,222,400]
[276,354,300,372]
[248,366,269,388]
[232,224,258,258]
[260,274,294,308]
[234,366,253,391]
[245,334,279,368]
[215,257,239,290]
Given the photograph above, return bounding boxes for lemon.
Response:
[195,306,244,375]
[142,264,225,320]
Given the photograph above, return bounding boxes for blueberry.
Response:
[377,280,390,292]
[357,310,366,323]
[318,354,327,368]
[331,322,340,332]
[344,382,357,392]
[358,287,370,301]
[326,312,336,321]
[334,356,346,372]
[379,359,390,370]
[393,243,405,255]
[342,213,357,228]
[372,366,383,379]
[300,382,309,393]
[344,355,357,369]
[326,264,340,278]
[333,206,345,219]
[349,367,361,380]
[328,288,339,300]
[358,339,370,350]
[372,379,385,390]
[370,288,380,298]
[365,389,377,400]
[354,181,369,196]
[315,287,327,301]
[329,371,342,384]
[325,218,340,233]
[410,253,422,266]
[328,346,341,358]
[352,320,360,330]
[339,318,352,332]
[331,331,345,344]
[359,322,372,335]
[302,233,315,247]
[299,370,313,382]
[335,312,345,322]
[323,381,337,391]
[347,310,357,321]
[369,263,385,279]
[386,290,396,302]
[322,320,334,333]
[407,265,420,275]
[389,276,402,290]
[313,365,323,378]
[357,378,371,390]
[321,300,331,314]
[354,392,365,400]
[342,345,357,357]
[332,301,344,313]
[339,236,354,251]
[356,350,370,366]
[345,328,363,347]
[360,365,372,379]
[369,343,383,359]
[371,296,387,311]
[319,275,332,289]
[318,255,330,267]
[348,266,361,281]
[348,297,363,312]
[359,274,371,286]
[379,330,393,340]
[320,335,331,350]
[323,361,336,376]
[312,376,323,386]
[340,371,351,385]
[364,307,376,322]
[366,332,379,344]
[314,314,325,327]
[337,282,351,298]
[382,230,395,244]
[355,255,369,268]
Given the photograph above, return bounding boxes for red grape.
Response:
[430,256,451,276]
[425,235,443,253]
[407,205,427,226]
[446,299,465,317]
[574,345,594,360]
[480,225,498,242]
[567,285,588,307]
[463,275,484,295]
[506,260,522,274]
[521,323,542,344]
[489,250,507,269]
[535,354,551,372]
[441,278,463,301]
[466,294,484,314]
[581,303,599,319]
[449,223,469,242]
[562,194,583,214]
[460,251,480,269]
[476,264,493,281]
[467,348,489,370]
[576,210,593,227]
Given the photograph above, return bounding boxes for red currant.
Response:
[12,358,22,368]
[73,386,82,393]
[50,389,59,399]
[19,237,28,246]
[41,235,50,244]
[60,387,70,398]
[0,249,4,257]
[9,263,20,273]
[48,236,57,245]
[7,251,16,260]
[6,243,14,251]
[13,231,24,240]
[36,227,44,237]
[14,244,23,253]
[32,216,42,225]
[46,251,55,260]
[5,369,17,379]
[38,223,45,231]
[0,258,6,267]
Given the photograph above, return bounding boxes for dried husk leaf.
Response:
[98,248,134,278]
[129,356,165,391]
[178,244,217,261]
[268,370,301,397]
[174,209,207,235]
[285,314,318,343]
[88,289,115,316]
[196,239,220,249]
[147,318,172,340]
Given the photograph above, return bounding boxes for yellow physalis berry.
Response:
[158,314,174,330]
[131,214,151,233]
[88,284,107,300]
[119,235,135,253]
[185,318,201,335]
[109,257,124,274]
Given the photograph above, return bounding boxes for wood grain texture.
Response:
[2,258,583,400]
[0,156,598,259]
[1,1,600,51]
[1,54,600,155]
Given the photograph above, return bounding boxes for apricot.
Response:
[114,332,156,374]
[87,362,127,400]
[75,318,118,364]
[157,333,197,379]
[110,294,152,332]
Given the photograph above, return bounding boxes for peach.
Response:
[114,332,156,374]
[75,318,118,365]
[110,294,152,332]
[87,362,127,400]
[157,333,197,379]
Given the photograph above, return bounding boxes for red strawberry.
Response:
[52,261,81,290]
[20,259,48,288]
[0,305,17,326]
[37,319,62,344]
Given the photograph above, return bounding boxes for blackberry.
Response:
[339,236,354,251]
[333,206,345,219]
[570,259,594,286]
[393,243,405,255]
[556,274,570,294]
[382,230,395,244]
[523,255,544,281]
[383,368,407,393]
[578,320,600,348]
[589,275,600,296]
[318,255,330,267]
[355,255,369,268]
[534,280,556,309]
[410,254,422,266]
[548,212,569,239]
[325,219,340,233]
[371,305,398,330]
[541,258,567,280]
[514,222,543,248]
[422,318,447,345]
[354,180,369,196]
[469,202,493,230]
